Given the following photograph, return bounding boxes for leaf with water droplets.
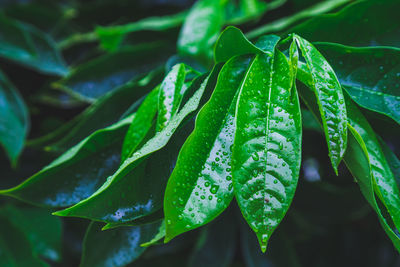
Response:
[80,220,163,267]
[121,88,159,163]
[294,34,347,174]
[233,50,302,252]
[52,75,212,223]
[164,55,253,241]
[315,42,400,125]
[0,114,135,208]
[157,64,187,131]
[0,70,29,166]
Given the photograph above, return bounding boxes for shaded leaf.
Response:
[233,50,302,252]
[0,70,29,166]
[0,114,135,207]
[0,14,67,76]
[81,220,163,267]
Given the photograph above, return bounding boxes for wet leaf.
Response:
[233,50,302,252]
[164,55,251,241]
[0,70,29,166]
[294,35,347,174]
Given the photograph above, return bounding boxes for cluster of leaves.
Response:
[1,0,400,266]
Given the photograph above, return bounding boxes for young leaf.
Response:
[164,55,252,241]
[233,50,302,252]
[345,95,400,230]
[81,220,163,267]
[53,76,211,223]
[121,88,159,163]
[0,70,29,166]
[53,44,169,101]
[314,43,400,125]
[0,14,68,76]
[0,114,135,207]
[178,0,225,63]
[294,35,347,174]
[157,64,187,131]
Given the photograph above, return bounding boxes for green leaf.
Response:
[121,88,159,163]
[287,0,400,47]
[96,12,187,52]
[294,35,347,174]
[0,114,135,208]
[164,55,252,242]
[0,205,62,262]
[53,44,169,101]
[378,137,400,189]
[53,75,211,223]
[0,215,47,267]
[297,82,400,252]
[188,215,236,267]
[157,64,187,131]
[233,50,302,252]
[30,73,158,152]
[345,95,400,231]
[214,26,263,63]
[0,70,29,166]
[224,0,271,25]
[141,220,166,247]
[178,0,225,64]
[81,220,163,267]
[0,14,67,76]
[314,43,400,125]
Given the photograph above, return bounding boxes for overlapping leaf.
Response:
[233,50,302,252]
[164,55,252,241]
[293,35,347,174]
[53,75,211,223]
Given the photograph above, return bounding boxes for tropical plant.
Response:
[1,0,400,266]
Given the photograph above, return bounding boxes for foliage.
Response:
[1,0,400,266]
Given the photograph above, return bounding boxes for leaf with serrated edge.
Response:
[233,50,302,252]
[294,34,347,174]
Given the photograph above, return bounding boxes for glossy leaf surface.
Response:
[0,114,134,207]
[0,70,29,165]
[315,43,400,125]
[178,0,225,63]
[164,55,252,241]
[121,88,159,163]
[157,64,187,131]
[233,51,302,252]
[0,14,68,76]
[81,220,163,267]
[53,44,169,101]
[294,35,347,173]
[53,76,210,222]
